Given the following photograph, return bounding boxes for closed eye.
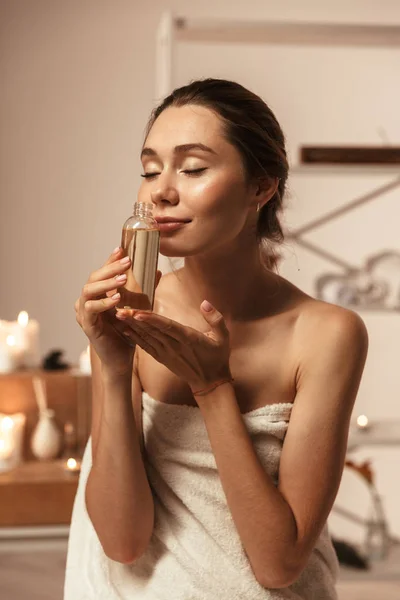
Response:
[140,172,160,179]
[141,168,208,180]
[181,168,208,176]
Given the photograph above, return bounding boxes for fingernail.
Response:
[113,247,120,254]
[115,311,127,319]
[202,300,213,312]
[115,274,127,282]
[112,293,120,300]
[120,256,130,265]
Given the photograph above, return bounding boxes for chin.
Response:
[159,239,203,258]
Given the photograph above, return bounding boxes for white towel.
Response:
[64,392,339,599]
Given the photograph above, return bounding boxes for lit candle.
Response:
[9,312,40,369]
[19,311,40,368]
[0,413,26,472]
[0,335,24,373]
[79,345,91,374]
[64,457,81,475]
[0,320,9,344]
[356,414,370,431]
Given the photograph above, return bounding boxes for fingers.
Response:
[200,301,229,344]
[117,310,195,345]
[75,293,121,329]
[106,317,137,348]
[115,315,163,357]
[84,293,121,318]
[82,273,127,301]
[75,247,129,331]
[105,246,122,265]
[89,255,131,284]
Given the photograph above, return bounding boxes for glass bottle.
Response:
[364,488,390,561]
[117,202,160,311]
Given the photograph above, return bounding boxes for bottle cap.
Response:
[133,202,153,217]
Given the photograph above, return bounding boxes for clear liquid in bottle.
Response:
[117,203,160,311]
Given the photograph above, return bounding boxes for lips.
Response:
[154,216,191,233]
[156,220,190,232]
[154,217,191,224]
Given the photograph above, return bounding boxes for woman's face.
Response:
[138,104,258,258]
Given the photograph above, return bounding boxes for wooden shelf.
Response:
[348,421,400,451]
[156,13,400,106]
[0,460,79,527]
[290,165,400,176]
[0,459,80,485]
[0,368,92,461]
[174,17,400,47]
[0,370,90,527]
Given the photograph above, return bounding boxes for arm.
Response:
[196,308,368,589]
[85,346,154,564]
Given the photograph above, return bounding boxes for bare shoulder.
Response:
[294,296,369,372]
[298,298,367,343]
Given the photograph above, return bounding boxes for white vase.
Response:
[31,409,63,460]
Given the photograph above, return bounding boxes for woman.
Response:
[66,79,368,599]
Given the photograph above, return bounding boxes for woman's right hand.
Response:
[75,247,135,378]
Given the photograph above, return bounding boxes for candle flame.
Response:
[6,335,16,347]
[357,415,369,428]
[0,416,15,431]
[18,311,29,327]
[67,458,78,470]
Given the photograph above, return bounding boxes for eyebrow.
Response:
[141,143,217,159]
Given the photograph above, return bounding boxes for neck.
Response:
[180,240,277,322]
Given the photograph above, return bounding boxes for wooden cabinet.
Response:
[0,369,91,526]
[0,460,79,526]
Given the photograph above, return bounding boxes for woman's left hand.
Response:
[114,300,232,391]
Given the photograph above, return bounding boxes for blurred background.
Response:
[1,1,400,598]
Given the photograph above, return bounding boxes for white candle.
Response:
[0,320,10,345]
[9,312,41,369]
[0,438,11,460]
[79,345,91,374]
[0,413,26,472]
[0,322,15,373]
[64,457,81,475]
[0,416,15,457]
[0,335,23,373]
[19,311,40,368]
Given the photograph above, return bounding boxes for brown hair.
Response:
[146,78,289,269]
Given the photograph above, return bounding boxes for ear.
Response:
[254,177,280,211]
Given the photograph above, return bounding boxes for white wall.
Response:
[171,7,400,541]
[1,0,400,540]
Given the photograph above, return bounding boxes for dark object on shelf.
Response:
[42,350,70,371]
[300,146,400,165]
[332,537,370,570]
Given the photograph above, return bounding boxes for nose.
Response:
[151,177,179,208]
